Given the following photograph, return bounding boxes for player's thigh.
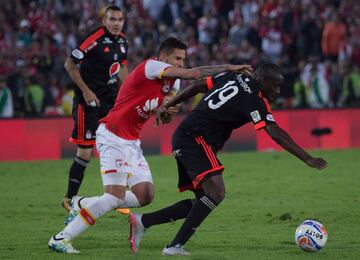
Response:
[71,99,98,145]
[96,124,128,187]
[173,135,224,191]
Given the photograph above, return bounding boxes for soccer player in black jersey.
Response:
[62,5,128,213]
[128,63,328,255]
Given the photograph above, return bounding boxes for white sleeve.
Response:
[169,79,180,95]
[144,59,172,80]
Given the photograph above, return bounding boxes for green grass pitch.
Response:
[0,149,359,259]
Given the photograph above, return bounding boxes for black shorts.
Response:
[70,96,114,146]
[172,128,224,192]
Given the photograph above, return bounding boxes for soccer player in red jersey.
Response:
[48,36,252,253]
[128,63,328,255]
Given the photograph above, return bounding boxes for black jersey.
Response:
[70,26,128,103]
[178,72,277,151]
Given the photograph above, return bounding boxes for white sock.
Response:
[121,191,141,208]
[78,196,100,208]
[58,193,121,239]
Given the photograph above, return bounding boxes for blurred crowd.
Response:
[1,0,360,118]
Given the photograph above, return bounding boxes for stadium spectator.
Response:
[321,11,347,62]
[338,62,360,107]
[0,75,14,118]
[307,64,330,108]
[61,5,129,215]
[24,75,45,117]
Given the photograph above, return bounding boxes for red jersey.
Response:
[100,58,180,140]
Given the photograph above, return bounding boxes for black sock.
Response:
[141,199,195,228]
[168,195,218,247]
[65,156,89,199]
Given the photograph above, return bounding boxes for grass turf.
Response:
[0,149,359,259]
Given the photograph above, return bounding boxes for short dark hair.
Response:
[105,5,122,13]
[158,37,187,56]
[254,63,282,80]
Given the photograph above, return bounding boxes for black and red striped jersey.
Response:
[178,72,276,150]
[70,26,128,103]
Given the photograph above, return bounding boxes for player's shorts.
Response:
[96,123,153,187]
[69,96,114,146]
[172,128,224,192]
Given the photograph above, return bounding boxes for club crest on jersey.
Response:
[120,44,126,53]
[107,62,120,84]
[115,159,123,167]
[85,130,92,139]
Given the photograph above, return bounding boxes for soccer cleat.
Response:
[116,208,131,215]
[128,212,146,253]
[64,196,82,225]
[162,244,190,256]
[61,197,72,212]
[48,236,80,253]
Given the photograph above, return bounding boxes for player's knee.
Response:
[137,191,154,206]
[207,188,225,204]
[76,146,93,161]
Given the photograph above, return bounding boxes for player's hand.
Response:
[83,89,100,107]
[227,64,253,76]
[154,104,180,128]
[305,157,328,170]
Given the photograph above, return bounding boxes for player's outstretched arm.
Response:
[265,124,328,170]
[162,64,252,80]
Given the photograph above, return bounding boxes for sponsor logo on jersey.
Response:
[236,74,252,94]
[250,110,261,123]
[83,41,97,53]
[266,114,275,121]
[107,62,120,84]
[135,97,159,119]
[102,37,113,44]
[71,49,84,59]
[143,98,159,112]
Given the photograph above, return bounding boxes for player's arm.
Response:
[264,124,328,170]
[118,63,129,83]
[163,80,208,109]
[162,64,252,80]
[64,57,99,106]
[155,80,207,126]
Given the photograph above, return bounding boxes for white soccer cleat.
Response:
[64,196,83,225]
[162,244,190,256]
[128,212,146,253]
[48,236,80,253]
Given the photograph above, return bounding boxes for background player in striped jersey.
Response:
[128,63,328,256]
[62,5,129,214]
[48,36,252,253]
